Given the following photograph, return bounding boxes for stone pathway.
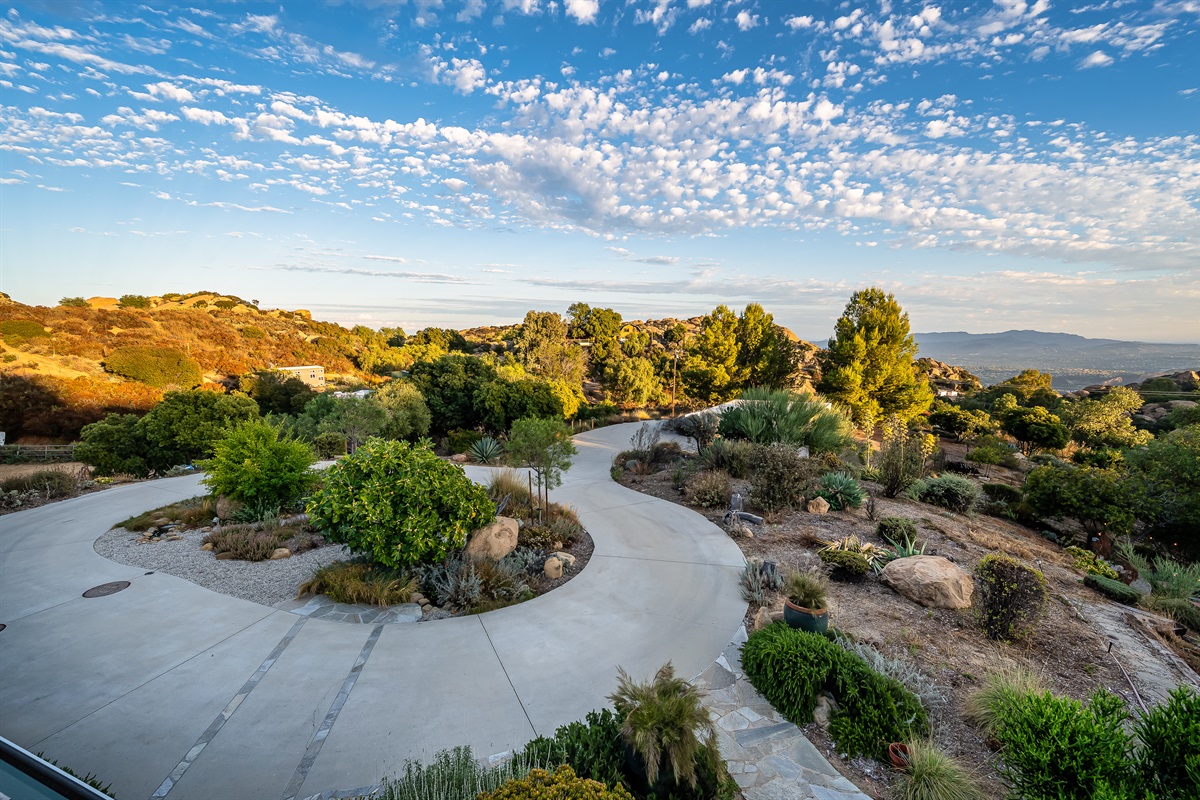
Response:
[696,627,873,800]
[278,595,423,624]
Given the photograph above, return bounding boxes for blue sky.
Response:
[0,0,1197,342]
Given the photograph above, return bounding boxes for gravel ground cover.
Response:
[95,526,350,607]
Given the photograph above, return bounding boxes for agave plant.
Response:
[609,662,718,789]
[816,471,866,510]
[470,436,503,465]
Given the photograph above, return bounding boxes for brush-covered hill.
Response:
[0,291,378,441]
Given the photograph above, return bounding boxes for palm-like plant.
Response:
[609,662,718,789]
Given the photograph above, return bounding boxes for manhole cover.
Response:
[82,581,131,598]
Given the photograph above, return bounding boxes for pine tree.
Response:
[818,288,933,430]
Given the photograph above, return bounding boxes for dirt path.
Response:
[0,461,91,480]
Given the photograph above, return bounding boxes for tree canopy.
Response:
[818,288,933,429]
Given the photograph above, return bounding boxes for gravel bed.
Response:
[94,526,351,608]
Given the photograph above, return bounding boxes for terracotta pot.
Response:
[888,742,911,769]
[783,599,828,634]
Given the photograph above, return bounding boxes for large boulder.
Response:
[806,497,831,515]
[881,556,974,609]
[465,516,519,561]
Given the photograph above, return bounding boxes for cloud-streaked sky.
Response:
[1,0,1197,341]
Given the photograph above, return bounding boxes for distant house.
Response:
[333,389,372,399]
[277,365,325,389]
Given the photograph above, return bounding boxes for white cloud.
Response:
[1080,49,1114,67]
[785,16,814,30]
[735,11,759,31]
[146,81,194,103]
[564,0,600,24]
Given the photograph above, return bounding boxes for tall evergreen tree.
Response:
[736,303,800,389]
[818,288,933,429]
[682,305,743,403]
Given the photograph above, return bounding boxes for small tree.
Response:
[877,419,934,497]
[76,413,154,477]
[318,396,388,452]
[117,294,151,309]
[999,405,1069,456]
[201,421,314,507]
[819,288,933,431]
[506,416,577,521]
[59,296,89,307]
[138,389,260,469]
[371,380,431,441]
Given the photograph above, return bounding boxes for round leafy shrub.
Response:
[687,469,732,509]
[1084,574,1142,606]
[876,516,917,543]
[980,482,1021,506]
[117,294,151,308]
[907,474,981,513]
[314,431,348,459]
[816,471,866,510]
[749,443,811,512]
[201,421,315,506]
[819,549,871,581]
[518,709,626,790]
[104,345,202,389]
[975,553,1047,641]
[479,765,634,800]
[740,625,927,760]
[307,439,495,568]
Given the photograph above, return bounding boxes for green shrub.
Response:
[907,474,981,513]
[0,319,49,341]
[447,428,483,454]
[996,688,1133,800]
[687,470,732,509]
[740,560,786,606]
[975,553,1047,641]
[1066,545,1119,579]
[104,345,203,389]
[718,388,854,452]
[1085,574,1143,605]
[1142,595,1200,632]
[819,549,871,580]
[518,709,626,790]
[816,471,865,510]
[749,443,810,512]
[699,438,754,478]
[480,765,635,800]
[201,422,314,507]
[893,739,982,800]
[307,439,495,568]
[313,431,348,459]
[962,666,1048,739]
[670,412,720,453]
[202,525,284,561]
[980,482,1021,506]
[118,294,151,308]
[76,413,155,476]
[0,469,79,498]
[740,625,927,760]
[59,296,89,307]
[1135,684,1200,799]
[876,516,917,542]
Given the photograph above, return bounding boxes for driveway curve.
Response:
[0,422,747,800]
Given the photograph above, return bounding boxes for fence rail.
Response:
[0,443,78,461]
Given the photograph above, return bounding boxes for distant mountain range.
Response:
[910,330,1200,390]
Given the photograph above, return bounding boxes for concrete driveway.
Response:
[0,422,747,800]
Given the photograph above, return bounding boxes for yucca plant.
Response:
[609,662,719,790]
[470,436,504,465]
[816,471,866,510]
[819,534,891,571]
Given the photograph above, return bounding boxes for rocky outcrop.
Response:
[881,556,974,609]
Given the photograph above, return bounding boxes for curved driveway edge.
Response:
[0,422,747,800]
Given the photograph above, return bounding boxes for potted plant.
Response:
[783,571,829,633]
[609,662,720,794]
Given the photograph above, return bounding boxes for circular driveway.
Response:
[0,422,746,800]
